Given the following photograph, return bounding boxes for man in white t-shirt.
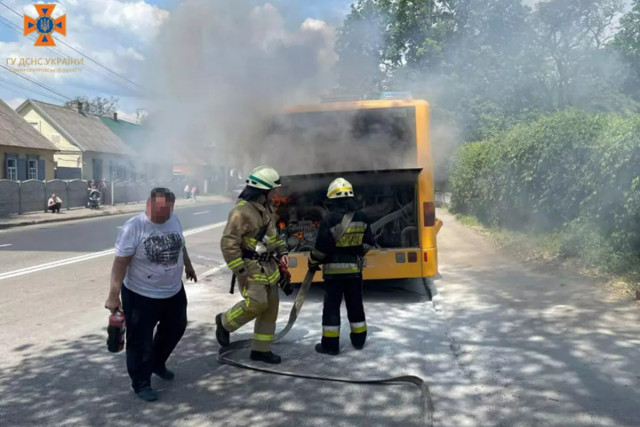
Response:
[104,188,197,402]
[47,193,62,213]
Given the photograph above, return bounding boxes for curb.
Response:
[0,198,232,231]
[0,209,138,230]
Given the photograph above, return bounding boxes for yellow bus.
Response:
[261,96,438,284]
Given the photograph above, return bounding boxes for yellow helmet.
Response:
[327,177,354,199]
[246,165,281,190]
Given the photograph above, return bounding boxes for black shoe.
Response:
[315,343,339,356]
[135,386,158,402]
[216,313,230,347]
[353,344,364,350]
[153,368,175,381]
[250,351,282,364]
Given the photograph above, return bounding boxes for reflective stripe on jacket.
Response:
[221,199,288,285]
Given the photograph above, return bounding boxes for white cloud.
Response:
[87,1,169,42]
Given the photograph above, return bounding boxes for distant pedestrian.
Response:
[104,188,197,402]
[184,184,191,199]
[47,193,62,213]
[99,179,108,205]
[190,185,197,201]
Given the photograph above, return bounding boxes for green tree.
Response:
[533,0,625,109]
[613,0,640,99]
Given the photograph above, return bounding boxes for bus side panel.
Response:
[414,101,439,278]
[287,249,431,283]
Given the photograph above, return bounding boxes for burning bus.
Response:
[260,96,438,284]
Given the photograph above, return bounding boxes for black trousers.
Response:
[321,277,367,351]
[48,203,61,213]
[121,285,187,392]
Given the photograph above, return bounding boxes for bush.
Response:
[450,109,640,273]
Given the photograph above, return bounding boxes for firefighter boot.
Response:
[315,342,339,356]
[250,350,282,364]
[350,331,367,350]
[215,313,230,347]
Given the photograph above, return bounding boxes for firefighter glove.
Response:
[308,260,321,272]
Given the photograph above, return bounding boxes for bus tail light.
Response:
[424,252,428,263]
[423,202,435,227]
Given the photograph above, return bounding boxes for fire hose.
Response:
[217,269,435,426]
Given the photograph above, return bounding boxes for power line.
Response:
[0,13,142,95]
[0,1,143,89]
[0,80,65,104]
[0,75,68,102]
[0,64,72,101]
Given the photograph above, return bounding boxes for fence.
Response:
[0,178,196,217]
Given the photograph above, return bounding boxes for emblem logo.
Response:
[24,4,66,47]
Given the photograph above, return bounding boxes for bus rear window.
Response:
[262,107,417,175]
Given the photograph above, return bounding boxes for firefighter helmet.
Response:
[327,177,354,199]
[246,165,282,190]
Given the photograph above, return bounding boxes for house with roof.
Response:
[16,99,135,180]
[0,98,58,181]
[100,113,173,181]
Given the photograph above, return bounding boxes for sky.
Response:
[0,0,353,121]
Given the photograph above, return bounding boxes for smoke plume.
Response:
[144,1,338,173]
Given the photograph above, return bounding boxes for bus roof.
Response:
[283,99,429,114]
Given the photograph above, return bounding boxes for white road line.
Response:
[200,265,227,279]
[193,211,210,216]
[0,244,12,248]
[0,221,227,281]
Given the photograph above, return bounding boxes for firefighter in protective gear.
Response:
[308,177,375,355]
[215,166,289,364]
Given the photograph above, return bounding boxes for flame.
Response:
[272,197,291,207]
[278,221,286,229]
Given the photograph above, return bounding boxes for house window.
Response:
[30,122,39,131]
[28,159,38,180]
[6,158,17,181]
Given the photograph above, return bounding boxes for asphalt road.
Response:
[1,208,640,426]
[0,201,232,276]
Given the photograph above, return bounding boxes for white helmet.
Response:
[327,177,354,199]
[246,165,282,190]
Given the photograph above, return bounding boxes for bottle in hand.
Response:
[107,311,125,353]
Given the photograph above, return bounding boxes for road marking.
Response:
[193,211,210,216]
[116,226,122,229]
[0,221,227,281]
[200,265,227,279]
[0,244,12,248]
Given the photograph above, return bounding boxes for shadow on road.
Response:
[1,279,441,426]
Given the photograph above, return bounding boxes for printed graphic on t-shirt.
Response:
[143,232,183,266]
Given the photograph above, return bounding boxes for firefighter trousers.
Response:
[321,277,367,352]
[221,281,280,352]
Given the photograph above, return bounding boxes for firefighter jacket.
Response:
[309,205,375,280]
[221,199,288,286]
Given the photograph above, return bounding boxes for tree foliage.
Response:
[449,111,640,272]
[65,96,119,116]
[336,0,639,140]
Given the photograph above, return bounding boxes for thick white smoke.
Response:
[143,1,338,173]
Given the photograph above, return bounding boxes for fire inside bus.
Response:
[260,98,438,284]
